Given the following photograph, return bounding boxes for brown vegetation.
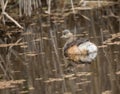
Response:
[0,0,120,94]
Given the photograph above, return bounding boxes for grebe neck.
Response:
[66,35,76,44]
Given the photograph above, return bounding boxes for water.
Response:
[0,0,120,94]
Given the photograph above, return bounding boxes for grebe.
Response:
[61,29,98,64]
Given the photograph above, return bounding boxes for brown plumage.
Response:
[61,29,98,64]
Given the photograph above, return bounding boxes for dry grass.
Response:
[0,0,120,94]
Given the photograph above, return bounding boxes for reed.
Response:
[0,0,119,94]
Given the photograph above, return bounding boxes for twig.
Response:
[1,0,5,24]
[48,0,51,14]
[70,0,75,14]
[3,0,8,11]
[9,38,23,49]
[3,12,23,29]
[1,0,23,29]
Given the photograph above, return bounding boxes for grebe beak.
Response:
[61,35,66,38]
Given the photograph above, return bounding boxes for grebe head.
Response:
[61,29,73,39]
